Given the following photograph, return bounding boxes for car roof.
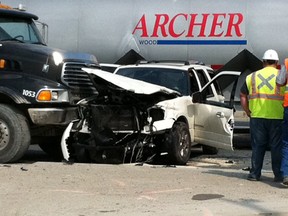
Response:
[114,60,214,72]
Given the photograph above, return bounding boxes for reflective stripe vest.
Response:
[246,66,285,119]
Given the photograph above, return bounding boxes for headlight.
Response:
[148,108,165,122]
[37,90,52,101]
[36,89,69,102]
[52,51,63,66]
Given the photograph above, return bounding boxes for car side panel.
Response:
[193,103,234,150]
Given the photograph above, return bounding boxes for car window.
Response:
[198,73,239,108]
[188,69,200,94]
[195,69,214,98]
[116,67,189,95]
[100,64,120,73]
[101,65,117,73]
[208,69,222,96]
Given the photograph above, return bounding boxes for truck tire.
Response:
[0,104,30,163]
[164,121,191,165]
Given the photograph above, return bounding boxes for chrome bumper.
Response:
[28,107,78,125]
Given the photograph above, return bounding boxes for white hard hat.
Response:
[262,49,279,61]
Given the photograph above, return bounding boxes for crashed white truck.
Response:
[61,61,240,165]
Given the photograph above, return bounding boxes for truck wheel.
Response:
[164,121,191,165]
[0,104,30,163]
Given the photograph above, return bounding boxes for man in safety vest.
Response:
[276,58,288,187]
[240,49,285,181]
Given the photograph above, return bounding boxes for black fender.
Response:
[0,86,30,104]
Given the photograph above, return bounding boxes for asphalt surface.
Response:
[1,133,288,216]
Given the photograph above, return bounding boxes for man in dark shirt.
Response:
[240,49,285,181]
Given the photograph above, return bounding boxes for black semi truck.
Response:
[0,5,99,162]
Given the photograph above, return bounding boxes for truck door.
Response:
[192,71,240,150]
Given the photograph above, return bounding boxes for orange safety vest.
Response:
[283,84,288,107]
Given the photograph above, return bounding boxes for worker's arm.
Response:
[276,65,287,86]
[240,92,251,118]
[276,58,288,86]
[240,81,251,117]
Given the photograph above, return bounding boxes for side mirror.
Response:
[192,91,203,103]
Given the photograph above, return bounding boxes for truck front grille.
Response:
[61,62,99,103]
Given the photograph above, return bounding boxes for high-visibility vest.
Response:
[246,66,285,119]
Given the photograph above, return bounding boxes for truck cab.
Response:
[0,5,99,162]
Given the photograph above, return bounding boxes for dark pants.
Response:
[250,117,283,179]
[281,107,288,178]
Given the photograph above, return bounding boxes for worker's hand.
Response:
[245,110,251,118]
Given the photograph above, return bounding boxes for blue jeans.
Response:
[250,118,283,179]
[281,107,288,178]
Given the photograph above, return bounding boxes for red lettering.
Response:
[187,14,209,37]
[134,12,244,39]
[209,13,226,37]
[132,15,148,37]
[225,13,243,37]
[151,14,169,37]
[168,13,188,38]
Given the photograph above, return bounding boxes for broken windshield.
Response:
[0,17,45,44]
[116,67,189,95]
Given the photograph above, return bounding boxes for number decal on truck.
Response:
[22,89,36,98]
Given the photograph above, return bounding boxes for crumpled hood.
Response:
[83,68,180,106]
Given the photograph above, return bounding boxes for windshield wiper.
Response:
[32,41,46,45]
[0,38,24,43]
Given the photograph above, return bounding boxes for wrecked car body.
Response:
[61,64,240,165]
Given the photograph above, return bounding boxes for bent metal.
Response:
[132,13,244,38]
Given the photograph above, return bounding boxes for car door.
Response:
[192,71,240,150]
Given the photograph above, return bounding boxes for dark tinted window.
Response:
[116,67,189,95]
[101,66,117,73]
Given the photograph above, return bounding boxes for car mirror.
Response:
[192,91,203,103]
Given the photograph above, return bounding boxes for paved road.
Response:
[1,134,287,216]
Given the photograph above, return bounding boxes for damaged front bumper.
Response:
[61,117,176,162]
[61,121,75,161]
